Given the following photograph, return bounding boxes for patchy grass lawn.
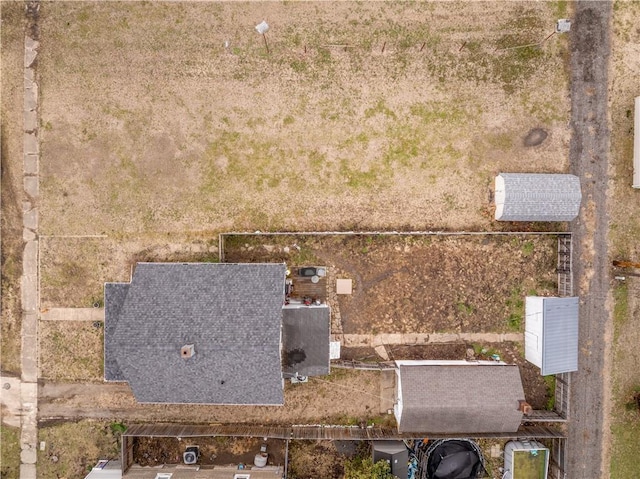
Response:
[38,421,121,479]
[609,1,640,476]
[38,1,570,236]
[39,321,104,381]
[39,235,219,308]
[0,425,21,479]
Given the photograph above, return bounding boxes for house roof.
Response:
[397,363,524,434]
[494,173,582,221]
[525,296,579,376]
[104,262,286,405]
[282,305,330,377]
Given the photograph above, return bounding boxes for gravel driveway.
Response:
[567,2,613,477]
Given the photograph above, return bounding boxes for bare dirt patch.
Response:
[39,321,104,381]
[287,440,356,479]
[37,1,569,236]
[224,234,558,334]
[134,436,285,468]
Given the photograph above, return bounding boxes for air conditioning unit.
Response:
[183,446,200,465]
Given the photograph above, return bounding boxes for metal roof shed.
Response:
[494,173,582,221]
[525,296,579,376]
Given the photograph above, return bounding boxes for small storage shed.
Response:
[494,173,582,221]
[372,441,408,479]
[394,360,525,434]
[525,296,579,376]
[503,440,549,479]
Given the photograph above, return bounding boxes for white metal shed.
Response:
[525,296,579,376]
[494,173,582,221]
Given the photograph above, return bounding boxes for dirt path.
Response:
[567,2,613,477]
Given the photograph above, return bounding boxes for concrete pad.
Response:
[428,333,461,343]
[24,154,38,175]
[22,312,37,338]
[24,84,38,111]
[374,344,390,360]
[24,67,34,84]
[339,334,369,347]
[336,278,352,294]
[23,208,38,230]
[24,132,38,155]
[40,308,105,321]
[24,49,37,68]
[372,334,402,347]
[23,229,36,242]
[21,241,38,313]
[0,376,22,427]
[21,351,38,383]
[24,110,37,132]
[19,464,36,479]
[25,36,39,51]
[20,448,37,464]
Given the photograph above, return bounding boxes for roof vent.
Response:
[181,344,195,359]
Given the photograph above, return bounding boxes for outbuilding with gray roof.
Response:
[394,361,525,434]
[494,173,582,221]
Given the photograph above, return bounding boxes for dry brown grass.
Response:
[0,2,27,375]
[609,1,640,476]
[39,321,104,381]
[37,1,570,237]
[38,421,120,479]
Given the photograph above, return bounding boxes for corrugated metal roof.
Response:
[541,297,579,376]
[495,173,582,221]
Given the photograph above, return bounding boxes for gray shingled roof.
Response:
[495,173,582,221]
[397,364,525,434]
[104,263,286,405]
[282,306,330,377]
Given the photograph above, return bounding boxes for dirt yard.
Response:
[224,234,559,333]
[134,436,285,468]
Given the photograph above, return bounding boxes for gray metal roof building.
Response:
[282,305,330,377]
[525,296,579,376]
[104,262,286,405]
[394,361,525,434]
[494,173,582,221]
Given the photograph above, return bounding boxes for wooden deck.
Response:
[287,268,327,302]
